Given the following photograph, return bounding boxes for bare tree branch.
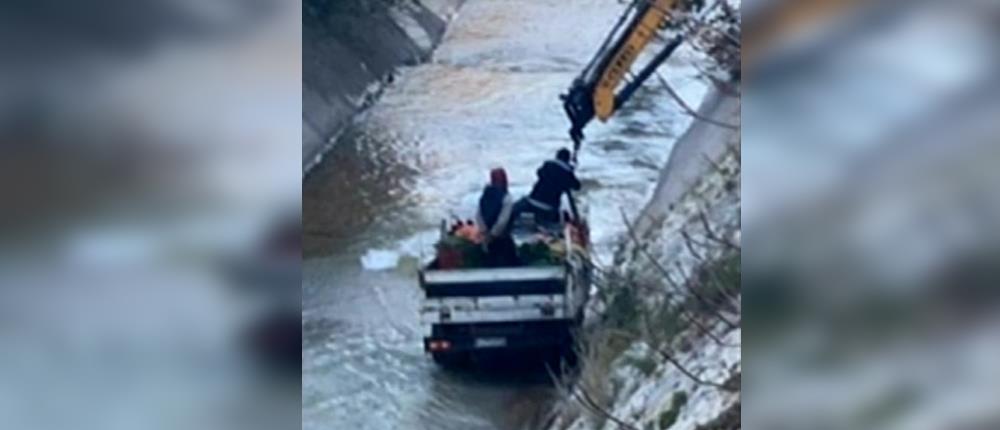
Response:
[701,151,731,176]
[698,209,739,251]
[671,259,739,330]
[684,15,741,49]
[680,229,707,261]
[654,346,734,392]
[662,266,741,343]
[576,389,642,430]
[681,219,741,307]
[621,209,740,340]
[654,72,740,130]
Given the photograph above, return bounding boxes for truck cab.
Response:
[419,218,591,366]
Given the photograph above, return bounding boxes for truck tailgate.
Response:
[421,266,565,297]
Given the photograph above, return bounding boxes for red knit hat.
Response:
[490,167,508,189]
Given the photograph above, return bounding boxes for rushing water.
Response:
[302,1,707,428]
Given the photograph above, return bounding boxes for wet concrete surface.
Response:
[302,1,707,428]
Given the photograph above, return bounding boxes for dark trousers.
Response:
[512,197,560,225]
[485,235,519,267]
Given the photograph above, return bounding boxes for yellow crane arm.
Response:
[562,0,692,151]
[593,0,678,121]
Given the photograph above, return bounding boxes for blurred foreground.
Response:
[743,0,1000,428]
[0,1,301,430]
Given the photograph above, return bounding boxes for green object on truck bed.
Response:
[517,241,559,266]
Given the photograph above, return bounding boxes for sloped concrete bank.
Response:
[633,88,740,239]
[546,87,742,430]
[302,0,463,173]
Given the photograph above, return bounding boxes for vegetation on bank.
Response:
[558,248,739,430]
[549,139,741,430]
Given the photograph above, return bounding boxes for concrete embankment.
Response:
[546,86,742,430]
[302,0,463,172]
[633,87,741,238]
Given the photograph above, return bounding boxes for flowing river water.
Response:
[302,1,707,428]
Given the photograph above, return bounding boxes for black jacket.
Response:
[528,159,581,210]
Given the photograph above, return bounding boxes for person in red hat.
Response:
[475,167,519,267]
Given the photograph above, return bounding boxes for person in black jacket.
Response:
[475,168,519,267]
[514,148,581,224]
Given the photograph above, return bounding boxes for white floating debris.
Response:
[360,249,400,271]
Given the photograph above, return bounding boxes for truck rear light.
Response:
[428,340,451,351]
[541,303,555,316]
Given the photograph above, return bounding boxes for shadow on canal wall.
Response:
[303,0,463,173]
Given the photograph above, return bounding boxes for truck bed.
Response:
[419,223,590,364]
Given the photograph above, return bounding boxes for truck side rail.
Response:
[421,266,565,298]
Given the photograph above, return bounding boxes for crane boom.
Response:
[563,0,700,152]
[593,0,678,120]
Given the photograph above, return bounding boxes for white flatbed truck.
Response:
[419,223,591,366]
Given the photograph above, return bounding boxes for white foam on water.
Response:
[360,249,401,271]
